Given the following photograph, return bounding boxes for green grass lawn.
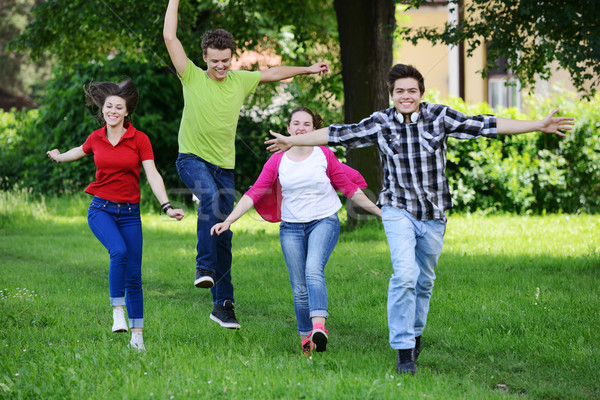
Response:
[1,191,599,399]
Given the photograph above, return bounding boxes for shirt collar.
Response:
[92,122,136,139]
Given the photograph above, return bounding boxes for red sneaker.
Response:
[308,323,329,352]
[301,339,314,356]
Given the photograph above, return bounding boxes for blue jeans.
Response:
[279,213,340,336]
[381,206,445,350]
[176,153,235,304]
[87,196,144,329]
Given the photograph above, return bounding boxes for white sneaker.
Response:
[129,332,146,352]
[112,307,128,332]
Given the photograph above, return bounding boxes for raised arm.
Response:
[142,160,185,220]
[265,127,329,153]
[496,109,574,137]
[46,146,87,163]
[259,62,330,83]
[163,0,188,77]
[210,195,255,235]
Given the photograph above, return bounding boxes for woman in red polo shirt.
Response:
[46,79,184,351]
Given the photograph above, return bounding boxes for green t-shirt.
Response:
[178,59,261,169]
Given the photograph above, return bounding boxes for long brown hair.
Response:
[83,79,139,126]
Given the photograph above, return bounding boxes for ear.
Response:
[202,53,207,63]
[420,90,425,100]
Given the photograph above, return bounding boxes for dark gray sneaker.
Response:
[210,300,240,329]
[194,268,214,288]
[396,349,417,375]
[414,336,421,362]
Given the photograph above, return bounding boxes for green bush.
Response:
[428,89,600,214]
[0,108,38,190]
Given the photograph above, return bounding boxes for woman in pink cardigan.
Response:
[211,107,380,355]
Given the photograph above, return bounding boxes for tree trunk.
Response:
[334,0,395,228]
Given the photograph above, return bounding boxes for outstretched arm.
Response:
[142,160,185,220]
[497,109,574,137]
[163,0,188,77]
[265,127,329,153]
[259,62,330,83]
[349,189,381,218]
[46,146,87,163]
[210,195,255,235]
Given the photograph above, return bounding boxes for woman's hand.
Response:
[210,221,231,236]
[166,208,185,221]
[46,149,62,162]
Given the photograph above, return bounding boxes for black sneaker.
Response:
[396,349,417,375]
[194,268,214,288]
[210,300,240,329]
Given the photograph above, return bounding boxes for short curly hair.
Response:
[201,29,236,56]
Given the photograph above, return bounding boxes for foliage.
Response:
[406,0,600,97]
[7,56,183,197]
[426,89,600,214]
[0,0,52,100]
[0,108,37,190]
[1,194,599,399]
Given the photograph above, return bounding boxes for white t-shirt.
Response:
[278,147,342,223]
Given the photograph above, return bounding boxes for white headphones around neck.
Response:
[398,112,419,124]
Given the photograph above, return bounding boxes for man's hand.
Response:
[265,130,293,153]
[307,62,330,76]
[540,109,575,137]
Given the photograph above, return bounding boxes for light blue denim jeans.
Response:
[176,153,235,304]
[382,206,445,350]
[87,196,144,329]
[279,213,340,336]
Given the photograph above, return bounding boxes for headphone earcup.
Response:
[398,112,420,124]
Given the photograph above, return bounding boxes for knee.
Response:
[109,246,128,263]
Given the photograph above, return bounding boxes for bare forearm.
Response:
[496,118,543,135]
[350,189,381,217]
[224,195,255,224]
[289,128,329,146]
[260,66,311,82]
[163,0,179,40]
[146,171,169,205]
[47,146,86,163]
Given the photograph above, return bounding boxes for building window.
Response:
[488,77,521,110]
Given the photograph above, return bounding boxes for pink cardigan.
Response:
[246,146,368,222]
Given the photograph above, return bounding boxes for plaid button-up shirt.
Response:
[328,102,498,220]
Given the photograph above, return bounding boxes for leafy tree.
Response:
[0,0,52,102]
[405,0,600,96]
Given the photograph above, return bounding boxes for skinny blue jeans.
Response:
[279,213,340,336]
[176,153,235,304]
[382,206,445,350]
[87,196,144,329]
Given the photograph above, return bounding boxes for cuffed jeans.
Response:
[280,213,340,336]
[382,206,445,350]
[176,153,235,304]
[87,196,144,329]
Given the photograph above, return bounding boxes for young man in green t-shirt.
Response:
[164,0,329,329]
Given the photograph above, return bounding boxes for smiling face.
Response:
[102,95,128,128]
[203,47,233,81]
[287,111,315,136]
[391,77,425,118]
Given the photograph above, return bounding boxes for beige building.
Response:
[394,2,578,110]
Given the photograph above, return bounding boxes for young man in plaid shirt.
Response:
[266,64,574,374]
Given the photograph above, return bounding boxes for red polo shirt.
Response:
[82,123,154,203]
